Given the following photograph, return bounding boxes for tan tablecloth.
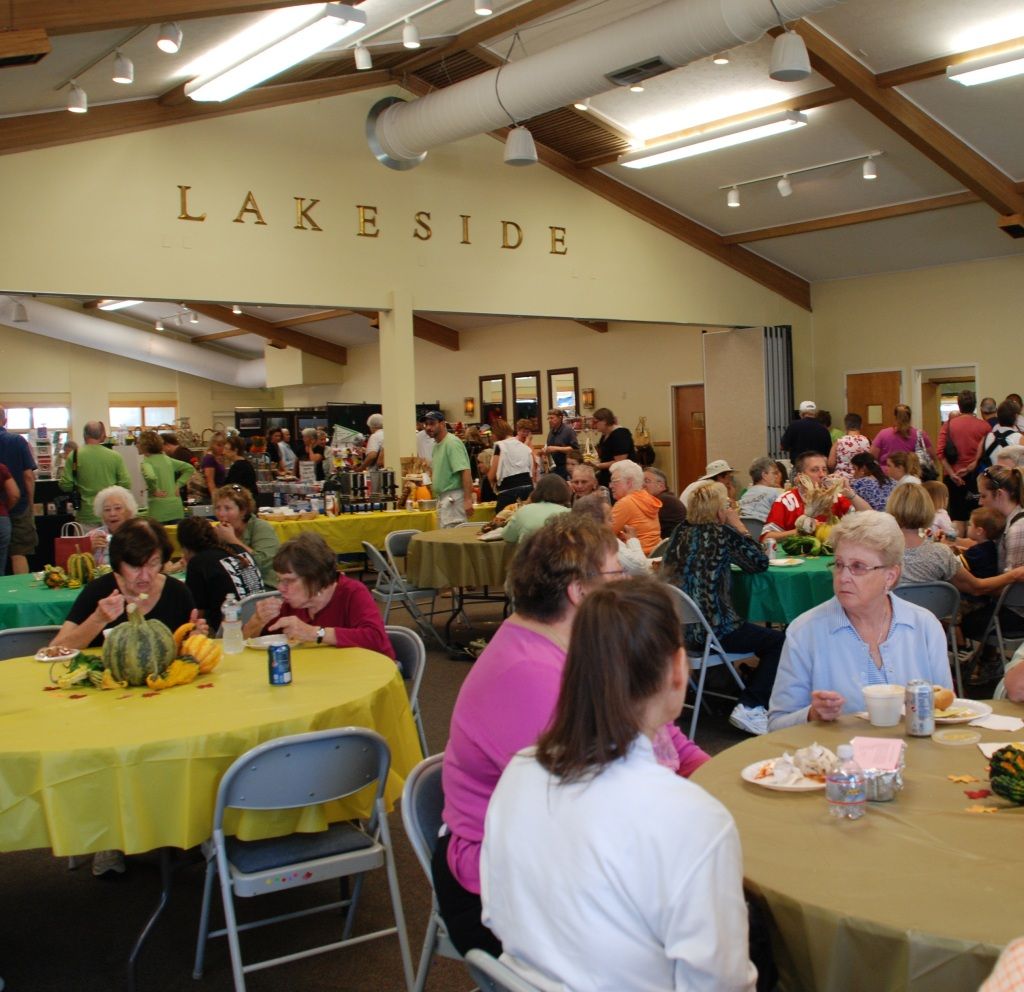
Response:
[406,527,515,589]
[691,701,1024,992]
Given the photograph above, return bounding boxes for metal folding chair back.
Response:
[893,581,963,694]
[465,949,545,992]
[385,529,421,576]
[0,625,62,660]
[400,754,463,992]
[740,518,764,541]
[363,540,445,648]
[648,537,670,560]
[192,727,414,992]
[387,625,429,755]
[664,585,750,740]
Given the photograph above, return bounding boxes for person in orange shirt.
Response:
[609,460,662,555]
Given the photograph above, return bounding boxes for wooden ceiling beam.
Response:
[186,302,347,365]
[270,308,350,328]
[796,22,1024,219]
[412,315,459,351]
[723,191,980,244]
[7,0,323,36]
[575,320,608,333]
[877,35,1024,89]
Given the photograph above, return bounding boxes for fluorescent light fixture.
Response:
[67,82,87,113]
[185,4,367,102]
[474,0,493,14]
[777,174,792,197]
[113,51,134,84]
[727,186,740,208]
[573,98,590,111]
[98,299,143,311]
[157,23,183,55]
[504,126,537,166]
[862,156,877,180]
[947,49,1024,86]
[402,20,420,49]
[620,111,807,170]
[354,43,372,70]
[769,30,811,81]
[712,52,730,65]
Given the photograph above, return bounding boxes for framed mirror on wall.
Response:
[547,367,579,419]
[479,374,507,428]
[512,370,541,431]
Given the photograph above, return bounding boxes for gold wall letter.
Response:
[549,226,567,255]
[460,214,472,245]
[413,211,432,241]
[177,185,206,222]
[294,197,322,231]
[501,220,523,250]
[357,205,380,238]
[233,191,267,225]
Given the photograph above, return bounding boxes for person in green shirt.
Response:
[138,430,194,523]
[59,421,131,527]
[423,411,473,527]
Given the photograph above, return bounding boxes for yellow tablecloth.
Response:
[691,701,1024,992]
[406,527,515,588]
[164,503,495,556]
[0,648,422,857]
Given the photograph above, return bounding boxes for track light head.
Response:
[67,82,87,113]
[157,22,183,54]
[862,156,877,180]
[190,310,199,324]
[573,98,590,111]
[504,126,538,166]
[354,44,372,70]
[113,51,134,84]
[474,0,493,14]
[154,319,164,332]
[769,31,811,82]
[777,174,793,197]
[402,20,420,49]
[629,82,645,93]
[727,186,740,208]
[232,304,243,315]
[712,52,730,65]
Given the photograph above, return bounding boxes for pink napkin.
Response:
[851,736,904,771]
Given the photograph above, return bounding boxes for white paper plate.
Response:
[34,647,79,663]
[768,557,804,567]
[740,759,826,792]
[935,699,992,725]
[245,636,287,649]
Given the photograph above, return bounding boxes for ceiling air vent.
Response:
[0,29,51,68]
[605,56,673,88]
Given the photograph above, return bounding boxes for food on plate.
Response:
[934,705,975,719]
[753,743,839,786]
[932,685,955,712]
[35,645,78,659]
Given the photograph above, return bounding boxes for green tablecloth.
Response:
[692,701,1024,992]
[0,574,80,629]
[731,555,835,625]
[406,527,515,589]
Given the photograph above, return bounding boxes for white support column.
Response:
[377,289,417,483]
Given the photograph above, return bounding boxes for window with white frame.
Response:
[1,405,71,434]
[108,403,178,432]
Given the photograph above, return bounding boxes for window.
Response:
[108,404,177,431]
[1,405,70,433]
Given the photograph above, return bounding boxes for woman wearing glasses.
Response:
[768,511,952,731]
[212,484,280,588]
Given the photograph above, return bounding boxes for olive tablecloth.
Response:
[0,573,80,629]
[406,526,516,589]
[730,555,835,625]
[691,701,1024,992]
[164,503,495,556]
[0,647,422,857]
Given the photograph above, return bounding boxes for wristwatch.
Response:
[315,626,326,645]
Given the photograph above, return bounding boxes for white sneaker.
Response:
[92,849,126,877]
[729,704,769,736]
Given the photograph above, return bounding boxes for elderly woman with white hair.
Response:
[768,511,952,731]
[88,485,138,566]
[996,444,1024,469]
[360,413,384,470]
[609,459,662,555]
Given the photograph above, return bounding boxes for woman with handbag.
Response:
[870,404,935,475]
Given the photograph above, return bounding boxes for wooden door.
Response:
[920,382,941,446]
[674,384,707,493]
[846,371,902,442]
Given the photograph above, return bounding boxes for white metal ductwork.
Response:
[367,0,842,169]
[2,298,267,388]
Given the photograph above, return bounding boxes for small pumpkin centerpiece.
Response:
[173,622,223,674]
[102,604,176,687]
[988,745,1024,805]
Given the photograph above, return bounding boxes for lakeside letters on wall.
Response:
[176,186,568,255]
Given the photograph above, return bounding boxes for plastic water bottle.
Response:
[826,744,866,820]
[221,595,244,655]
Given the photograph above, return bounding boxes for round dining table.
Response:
[406,525,515,589]
[691,700,1024,992]
[730,554,835,625]
[0,646,422,857]
[0,572,80,629]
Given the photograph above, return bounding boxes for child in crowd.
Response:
[923,480,955,539]
[887,451,921,486]
[962,507,1005,581]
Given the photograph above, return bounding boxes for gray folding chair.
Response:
[362,541,445,648]
[387,626,429,756]
[648,537,670,560]
[0,625,62,660]
[982,583,1024,665]
[664,585,751,740]
[893,581,963,695]
[465,949,544,992]
[740,518,764,541]
[400,753,465,992]
[193,728,414,992]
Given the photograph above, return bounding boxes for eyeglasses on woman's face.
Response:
[829,559,887,578]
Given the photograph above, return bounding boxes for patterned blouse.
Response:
[851,476,895,512]
[832,432,871,480]
[662,522,769,648]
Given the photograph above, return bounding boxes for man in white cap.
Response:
[680,458,736,508]
[780,400,832,457]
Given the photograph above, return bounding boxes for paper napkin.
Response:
[969,714,1024,732]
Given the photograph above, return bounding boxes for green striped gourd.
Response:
[67,552,95,584]
[102,604,176,687]
[989,745,1024,805]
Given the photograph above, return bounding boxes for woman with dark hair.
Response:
[870,404,934,469]
[52,518,201,649]
[436,516,708,957]
[242,532,393,657]
[481,577,755,992]
[223,435,258,501]
[177,516,264,631]
[849,452,894,511]
[827,412,870,480]
[500,473,571,543]
[212,484,279,588]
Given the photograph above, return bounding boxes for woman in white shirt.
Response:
[488,419,538,510]
[480,577,756,992]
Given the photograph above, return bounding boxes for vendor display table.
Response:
[730,555,835,625]
[691,701,1024,992]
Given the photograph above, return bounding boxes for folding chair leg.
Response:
[192,857,218,979]
[342,873,365,941]
[413,913,439,992]
[948,621,964,697]
[688,653,711,739]
[216,852,249,992]
[380,815,416,992]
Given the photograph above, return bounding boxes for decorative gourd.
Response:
[102,605,176,687]
[988,745,1024,805]
[146,658,200,690]
[181,633,222,674]
[172,622,196,653]
[414,485,433,501]
[67,552,96,584]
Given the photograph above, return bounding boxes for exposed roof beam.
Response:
[877,34,1024,89]
[189,326,286,348]
[186,302,347,365]
[412,315,459,351]
[8,1,326,36]
[0,70,391,157]
[575,320,608,333]
[723,191,980,244]
[270,308,350,328]
[796,22,1024,220]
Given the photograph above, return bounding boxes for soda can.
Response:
[267,638,292,686]
[905,679,933,736]
[764,537,777,559]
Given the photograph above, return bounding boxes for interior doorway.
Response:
[673,384,707,493]
[846,370,902,442]
[913,365,978,445]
